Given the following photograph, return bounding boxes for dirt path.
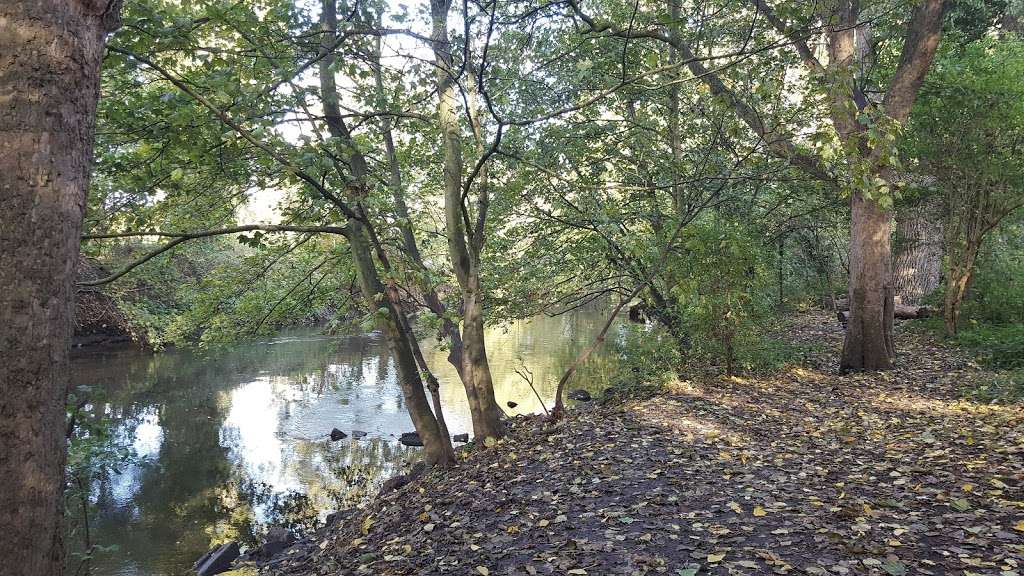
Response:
[266,314,1024,575]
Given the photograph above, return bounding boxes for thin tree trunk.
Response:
[430,0,504,440]
[666,0,683,215]
[320,0,453,464]
[894,195,944,305]
[372,36,473,408]
[943,235,980,337]
[346,223,454,466]
[0,2,120,574]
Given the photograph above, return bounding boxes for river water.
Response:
[69,309,620,575]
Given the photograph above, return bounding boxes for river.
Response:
[68,308,621,575]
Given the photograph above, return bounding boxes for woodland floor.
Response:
[264,312,1024,576]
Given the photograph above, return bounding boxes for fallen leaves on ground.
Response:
[266,313,1024,575]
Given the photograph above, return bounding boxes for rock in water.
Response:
[506,400,518,409]
[452,433,469,443]
[568,389,592,402]
[330,428,347,441]
[399,431,423,447]
[351,430,368,439]
[255,527,295,559]
[194,541,240,576]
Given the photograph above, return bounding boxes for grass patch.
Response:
[908,317,1024,403]
[965,370,1024,404]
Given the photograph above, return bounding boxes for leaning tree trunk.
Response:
[893,195,944,306]
[0,2,120,574]
[347,223,454,466]
[841,191,896,371]
[319,0,453,465]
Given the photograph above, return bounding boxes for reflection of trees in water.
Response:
[71,312,619,575]
[427,310,622,424]
[73,331,424,575]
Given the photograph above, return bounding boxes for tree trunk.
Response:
[346,223,454,466]
[0,2,120,574]
[372,37,470,390]
[943,239,979,337]
[320,0,453,464]
[893,195,944,305]
[430,0,504,440]
[841,191,896,371]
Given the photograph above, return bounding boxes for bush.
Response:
[600,324,681,402]
[733,335,818,375]
[961,220,1024,326]
[668,217,776,375]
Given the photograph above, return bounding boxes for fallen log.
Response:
[837,305,934,325]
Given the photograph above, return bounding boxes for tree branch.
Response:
[78,224,348,286]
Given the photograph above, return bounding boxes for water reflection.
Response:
[69,309,619,575]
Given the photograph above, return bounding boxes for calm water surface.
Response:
[70,309,620,576]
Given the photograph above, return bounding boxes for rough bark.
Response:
[841,192,896,371]
[0,1,120,574]
[893,195,944,306]
[835,0,947,371]
[430,0,504,440]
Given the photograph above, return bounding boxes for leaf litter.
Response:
[264,313,1023,575]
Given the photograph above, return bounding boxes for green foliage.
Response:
[669,217,775,374]
[954,323,1024,370]
[960,218,1024,326]
[908,38,1024,206]
[600,325,681,402]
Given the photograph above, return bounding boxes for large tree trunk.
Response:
[841,191,896,371]
[430,0,504,440]
[894,195,944,305]
[0,2,120,574]
[833,0,945,372]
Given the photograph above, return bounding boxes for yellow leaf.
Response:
[1013,520,1024,533]
[707,552,726,563]
[727,501,743,514]
[361,516,374,535]
[476,567,490,576]
[753,506,767,517]
[962,483,975,492]
[538,519,549,527]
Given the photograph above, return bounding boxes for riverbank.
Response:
[245,312,1024,575]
